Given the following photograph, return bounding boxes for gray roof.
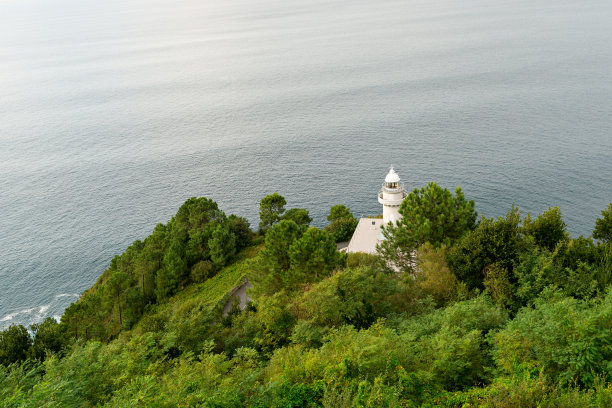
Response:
[346,218,385,254]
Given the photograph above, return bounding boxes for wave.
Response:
[1,294,79,328]
[1,304,52,325]
[0,307,39,322]
[1,312,18,322]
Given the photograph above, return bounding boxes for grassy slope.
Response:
[130,245,260,337]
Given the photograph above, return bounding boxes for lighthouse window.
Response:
[387,182,398,189]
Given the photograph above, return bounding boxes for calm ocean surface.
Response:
[1,0,611,329]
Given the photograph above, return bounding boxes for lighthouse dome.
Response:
[385,168,400,183]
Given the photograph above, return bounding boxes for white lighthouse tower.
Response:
[346,167,407,254]
[378,167,407,224]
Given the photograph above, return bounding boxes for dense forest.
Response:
[2,184,612,407]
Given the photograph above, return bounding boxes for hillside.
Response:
[1,189,612,407]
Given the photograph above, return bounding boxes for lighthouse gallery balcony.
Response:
[378,190,407,207]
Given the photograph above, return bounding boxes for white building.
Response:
[346,167,407,254]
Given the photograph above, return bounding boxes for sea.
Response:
[1,0,611,329]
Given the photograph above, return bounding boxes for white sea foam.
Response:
[0,307,38,322]
[1,296,73,328]
[0,313,15,322]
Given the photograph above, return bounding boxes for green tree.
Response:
[447,206,524,290]
[289,227,341,282]
[152,197,229,300]
[416,244,461,306]
[190,260,214,283]
[281,208,312,226]
[81,292,106,340]
[209,225,237,268]
[145,223,169,270]
[325,204,358,243]
[299,265,399,329]
[122,288,146,329]
[174,197,226,236]
[395,182,477,247]
[259,193,287,233]
[155,266,180,301]
[173,197,226,265]
[29,318,65,361]
[61,292,106,341]
[251,220,304,296]
[253,292,296,356]
[0,324,32,366]
[134,246,158,304]
[135,223,169,303]
[378,182,476,273]
[492,289,612,387]
[523,206,568,251]
[327,204,353,222]
[553,236,600,271]
[483,263,514,309]
[227,214,252,250]
[510,239,612,304]
[104,269,131,327]
[593,203,612,243]
[325,216,359,243]
[161,240,189,287]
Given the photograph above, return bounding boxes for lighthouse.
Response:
[378,167,407,224]
[346,167,407,254]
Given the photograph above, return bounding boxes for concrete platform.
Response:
[346,218,385,254]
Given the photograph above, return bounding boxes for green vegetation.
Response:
[2,191,612,407]
[446,206,524,290]
[56,197,253,342]
[523,206,568,251]
[594,203,612,243]
[378,182,477,273]
[258,192,287,233]
[0,325,31,366]
[250,220,342,297]
[259,192,314,232]
[281,208,313,227]
[324,204,358,242]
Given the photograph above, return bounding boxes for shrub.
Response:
[326,218,359,243]
[593,203,612,243]
[523,206,568,251]
[0,325,32,366]
[190,260,214,283]
[492,289,612,387]
[483,263,515,309]
[447,206,524,289]
[416,244,461,306]
[346,252,381,268]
